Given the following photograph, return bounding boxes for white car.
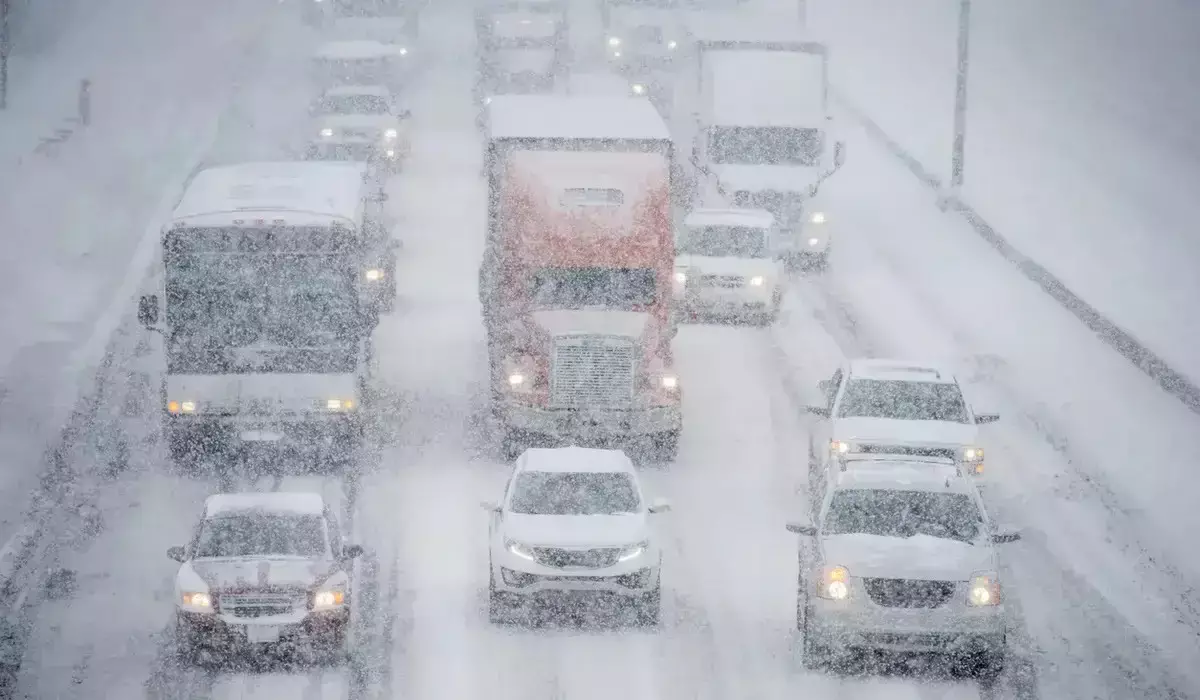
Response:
[168,492,363,660]
[787,458,1019,676]
[308,84,411,169]
[478,0,565,91]
[482,446,671,625]
[805,359,999,481]
[602,2,683,69]
[673,208,784,325]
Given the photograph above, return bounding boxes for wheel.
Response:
[634,584,662,627]
[488,570,515,625]
[958,647,1005,680]
[800,607,829,669]
[650,430,680,462]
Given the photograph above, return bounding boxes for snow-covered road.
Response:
[8,0,1200,698]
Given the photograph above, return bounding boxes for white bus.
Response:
[136,161,396,469]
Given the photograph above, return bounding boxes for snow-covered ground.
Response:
[805,0,1200,388]
[5,0,1200,698]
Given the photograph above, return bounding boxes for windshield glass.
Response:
[317,94,390,115]
[509,471,641,515]
[837,379,971,423]
[709,126,824,166]
[824,489,983,543]
[529,267,656,309]
[194,514,329,558]
[680,225,769,258]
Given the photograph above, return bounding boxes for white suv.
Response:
[787,460,1020,677]
[168,492,363,661]
[806,359,999,482]
[482,446,671,625]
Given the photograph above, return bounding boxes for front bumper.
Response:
[177,608,348,652]
[492,555,658,598]
[806,585,1006,655]
[499,403,680,440]
[166,414,362,453]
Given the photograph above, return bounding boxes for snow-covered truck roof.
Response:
[204,492,326,518]
[703,48,828,127]
[684,208,776,229]
[487,95,670,142]
[171,161,369,227]
[520,446,636,474]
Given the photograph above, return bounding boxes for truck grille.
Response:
[219,593,300,618]
[342,128,374,139]
[550,335,636,408]
[857,444,958,460]
[697,274,744,288]
[863,578,956,608]
[533,547,621,569]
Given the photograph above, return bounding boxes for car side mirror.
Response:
[991,529,1020,544]
[786,521,817,536]
[975,413,1000,425]
[834,141,846,168]
[138,294,160,327]
[167,546,186,563]
[648,497,672,514]
[342,544,365,559]
[816,379,831,393]
[480,500,501,513]
[398,109,412,119]
[371,191,389,203]
[805,405,830,418]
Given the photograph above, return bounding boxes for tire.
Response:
[634,584,662,627]
[800,608,829,669]
[651,430,680,462]
[488,571,515,625]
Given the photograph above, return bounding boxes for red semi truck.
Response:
[479,94,682,462]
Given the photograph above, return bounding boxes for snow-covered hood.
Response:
[166,373,358,414]
[530,309,651,341]
[821,533,993,581]
[675,255,780,279]
[833,417,979,449]
[187,557,334,591]
[495,48,557,74]
[316,114,398,132]
[714,164,822,194]
[502,513,648,548]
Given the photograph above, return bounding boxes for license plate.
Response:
[240,430,283,442]
[246,625,281,644]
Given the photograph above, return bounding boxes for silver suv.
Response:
[786,459,1020,677]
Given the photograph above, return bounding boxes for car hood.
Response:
[530,309,651,341]
[502,513,648,547]
[676,255,779,278]
[188,557,334,591]
[317,114,397,131]
[495,48,557,73]
[821,533,993,581]
[714,164,824,195]
[833,417,979,447]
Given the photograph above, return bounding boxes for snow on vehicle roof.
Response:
[848,358,956,384]
[322,84,392,98]
[488,95,670,141]
[172,161,368,224]
[705,50,827,127]
[315,40,407,60]
[684,208,775,229]
[205,492,326,518]
[520,446,635,474]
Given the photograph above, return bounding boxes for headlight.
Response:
[962,446,984,475]
[365,268,384,281]
[631,83,646,95]
[507,373,526,387]
[483,96,492,105]
[385,148,396,158]
[180,591,212,611]
[829,439,851,455]
[168,400,197,414]
[383,128,398,140]
[398,47,409,56]
[810,212,826,224]
[667,40,678,50]
[325,398,355,411]
[807,237,820,246]
[674,270,687,284]
[320,127,334,137]
[312,588,346,610]
[617,541,649,562]
[660,374,679,390]
[505,539,535,561]
[748,275,765,287]
[608,36,621,47]
[816,565,850,600]
[967,571,1001,606]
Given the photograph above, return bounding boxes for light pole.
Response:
[1,0,9,109]
[949,0,972,192]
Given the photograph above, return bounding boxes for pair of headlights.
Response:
[179,588,345,612]
[167,398,355,414]
[814,566,1001,606]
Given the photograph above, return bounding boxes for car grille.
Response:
[632,26,664,44]
[863,578,956,608]
[857,444,958,460]
[533,547,622,569]
[341,128,375,139]
[550,335,636,408]
[219,593,301,618]
[697,274,744,288]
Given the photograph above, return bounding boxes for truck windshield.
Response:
[316,94,390,115]
[529,267,656,309]
[680,226,769,258]
[194,514,329,559]
[709,126,824,166]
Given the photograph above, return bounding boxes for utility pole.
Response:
[949,0,972,191]
[1,0,10,109]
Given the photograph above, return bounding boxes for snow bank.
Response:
[806,0,1200,387]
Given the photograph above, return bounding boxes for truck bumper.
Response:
[165,415,363,458]
[500,403,680,440]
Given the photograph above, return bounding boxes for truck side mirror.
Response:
[137,295,159,327]
[834,141,846,168]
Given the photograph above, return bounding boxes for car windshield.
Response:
[194,513,329,558]
[838,378,971,423]
[509,471,641,515]
[317,94,390,115]
[824,489,984,543]
[529,267,656,309]
[680,225,769,258]
[709,126,824,166]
